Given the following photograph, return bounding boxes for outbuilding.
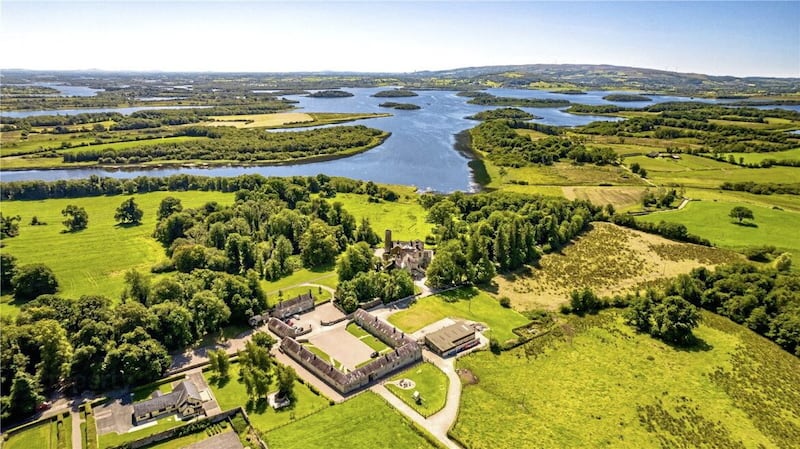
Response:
[424,322,478,357]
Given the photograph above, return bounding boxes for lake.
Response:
[1,88,793,192]
[7,82,104,97]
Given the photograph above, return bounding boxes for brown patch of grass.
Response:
[457,368,479,385]
[562,186,647,211]
[492,222,740,311]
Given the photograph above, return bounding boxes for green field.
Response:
[386,363,449,417]
[99,416,185,449]
[387,287,529,343]
[716,148,800,164]
[346,322,391,353]
[451,311,800,449]
[206,363,329,433]
[260,266,338,294]
[265,392,439,449]
[326,193,433,242]
[0,191,234,316]
[637,200,800,263]
[3,415,71,449]
[266,285,331,307]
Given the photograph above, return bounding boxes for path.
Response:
[71,409,83,449]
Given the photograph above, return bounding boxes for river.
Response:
[1,88,794,192]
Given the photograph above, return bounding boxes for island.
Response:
[308,90,354,98]
[467,107,539,121]
[373,89,419,97]
[466,92,571,108]
[378,102,421,110]
[602,93,652,102]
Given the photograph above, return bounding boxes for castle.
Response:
[381,229,433,276]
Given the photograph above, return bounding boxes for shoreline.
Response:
[453,129,491,191]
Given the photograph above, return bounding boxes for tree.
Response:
[774,252,792,272]
[33,319,73,388]
[150,302,194,350]
[61,205,88,232]
[251,332,276,351]
[337,242,377,282]
[188,290,231,337]
[12,263,58,301]
[115,197,144,225]
[157,196,183,220]
[729,206,754,224]
[208,348,230,380]
[0,213,21,239]
[300,221,339,268]
[1,253,18,294]
[102,339,170,387]
[569,288,603,315]
[355,218,381,246]
[122,269,151,304]
[649,296,701,345]
[7,370,43,419]
[275,364,297,400]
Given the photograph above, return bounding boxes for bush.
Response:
[489,338,501,354]
[499,296,511,308]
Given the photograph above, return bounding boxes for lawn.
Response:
[265,392,439,449]
[386,363,449,417]
[387,287,529,344]
[0,191,234,316]
[648,165,800,188]
[346,322,391,353]
[145,425,233,449]
[326,193,433,242]
[487,162,646,190]
[205,363,329,433]
[260,265,338,294]
[266,285,331,307]
[451,311,800,449]
[637,200,800,263]
[3,415,71,449]
[302,343,345,371]
[99,415,185,449]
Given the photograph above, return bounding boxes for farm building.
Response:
[132,380,204,424]
[279,308,422,394]
[271,291,315,319]
[424,322,478,357]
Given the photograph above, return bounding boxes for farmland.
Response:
[325,191,433,242]
[450,311,800,449]
[265,392,439,449]
[0,191,234,316]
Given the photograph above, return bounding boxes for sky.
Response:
[1,1,798,77]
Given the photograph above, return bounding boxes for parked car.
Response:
[370,351,379,358]
[36,401,52,412]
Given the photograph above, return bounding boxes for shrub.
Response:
[499,296,511,308]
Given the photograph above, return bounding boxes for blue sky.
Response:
[1,1,798,77]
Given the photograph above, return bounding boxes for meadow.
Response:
[326,191,433,242]
[716,148,800,164]
[264,392,439,449]
[0,191,234,316]
[637,200,800,264]
[387,287,530,344]
[205,363,330,433]
[450,311,800,449]
[386,363,449,417]
[489,222,738,311]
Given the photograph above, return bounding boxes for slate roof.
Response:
[268,317,296,338]
[353,308,414,348]
[133,380,201,417]
[424,322,475,353]
[271,292,314,318]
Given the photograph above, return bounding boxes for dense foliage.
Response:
[602,93,652,102]
[465,92,571,108]
[61,125,388,164]
[307,90,354,98]
[378,102,421,110]
[467,107,537,121]
[372,89,418,97]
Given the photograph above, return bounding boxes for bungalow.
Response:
[132,380,204,425]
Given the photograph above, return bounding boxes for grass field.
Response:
[647,164,800,189]
[490,222,739,311]
[561,186,647,212]
[264,392,439,449]
[346,322,391,353]
[488,162,647,189]
[451,311,800,449]
[0,191,234,316]
[206,363,329,433]
[386,363,449,417]
[637,200,800,264]
[327,192,433,242]
[388,287,529,344]
[715,148,800,164]
[266,285,331,307]
[207,112,314,128]
[260,265,338,295]
[99,415,184,449]
[3,415,72,449]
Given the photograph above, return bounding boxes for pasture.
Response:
[264,392,439,449]
[490,222,738,311]
[451,311,800,449]
[207,112,314,128]
[637,200,800,264]
[716,148,800,164]
[0,191,234,315]
[388,287,529,344]
[328,192,433,242]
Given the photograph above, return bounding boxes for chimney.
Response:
[385,229,392,252]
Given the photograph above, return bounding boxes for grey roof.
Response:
[425,322,475,352]
[353,309,414,348]
[133,380,200,417]
[271,292,314,318]
[268,317,296,338]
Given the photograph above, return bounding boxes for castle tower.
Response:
[385,229,392,252]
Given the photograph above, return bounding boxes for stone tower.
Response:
[385,229,392,252]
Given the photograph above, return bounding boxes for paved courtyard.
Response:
[289,302,345,333]
[308,326,375,370]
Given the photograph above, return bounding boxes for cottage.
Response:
[132,380,204,424]
[424,322,478,357]
[271,291,315,319]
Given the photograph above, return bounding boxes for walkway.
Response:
[71,409,83,449]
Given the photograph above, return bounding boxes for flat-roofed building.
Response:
[424,322,478,357]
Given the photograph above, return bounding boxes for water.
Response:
[1,105,212,118]
[2,88,795,192]
[6,82,103,97]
